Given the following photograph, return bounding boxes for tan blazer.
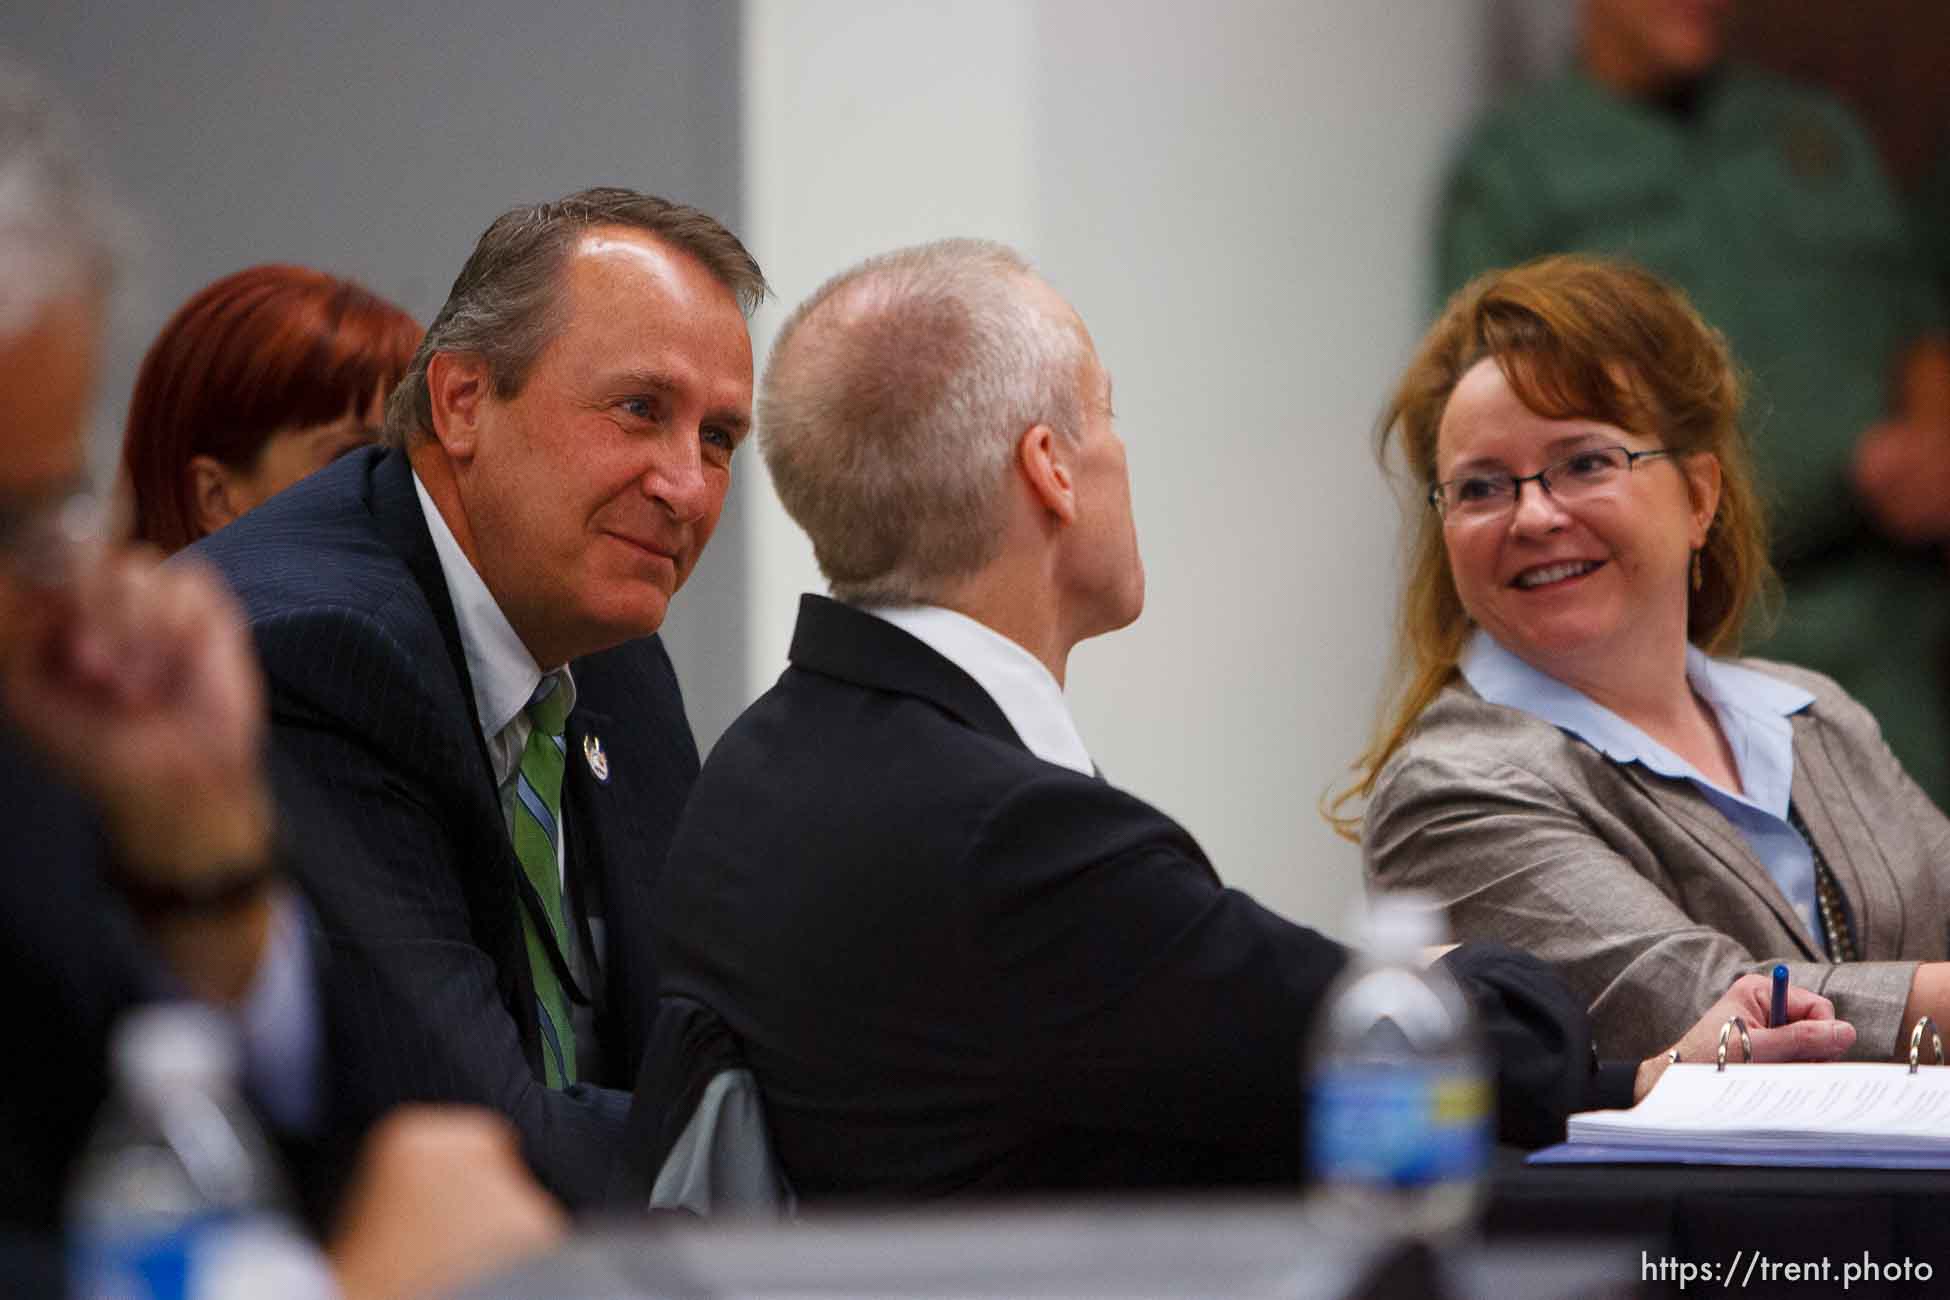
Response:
[1363,659,1950,1061]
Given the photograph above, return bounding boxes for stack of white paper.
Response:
[1536,1063,1950,1168]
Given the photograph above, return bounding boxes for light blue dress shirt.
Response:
[1460,630,1821,939]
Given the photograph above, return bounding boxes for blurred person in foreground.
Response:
[1441,0,1950,805]
[652,240,1851,1202]
[1346,254,1950,1065]
[122,263,421,553]
[0,55,560,1299]
[187,187,767,1209]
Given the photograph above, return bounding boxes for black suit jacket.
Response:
[190,447,698,1208]
[655,596,1619,1200]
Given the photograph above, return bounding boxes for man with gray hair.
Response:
[192,186,766,1207]
[651,241,1669,1198]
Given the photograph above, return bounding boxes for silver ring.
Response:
[1909,1017,1943,1074]
[1716,1016,1751,1071]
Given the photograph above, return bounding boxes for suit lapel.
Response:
[367,451,481,763]
[559,702,615,1011]
[365,450,551,1059]
[557,639,699,1079]
[787,595,1027,752]
[1616,763,1822,958]
[1789,711,1906,956]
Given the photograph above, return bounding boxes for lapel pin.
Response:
[582,733,610,783]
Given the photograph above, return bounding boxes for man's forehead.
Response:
[541,227,753,391]
[564,226,736,316]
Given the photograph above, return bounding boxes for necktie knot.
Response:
[526,674,571,739]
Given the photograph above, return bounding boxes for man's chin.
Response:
[612,603,672,643]
[573,592,674,656]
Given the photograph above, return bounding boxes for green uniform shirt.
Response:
[1439,65,1950,806]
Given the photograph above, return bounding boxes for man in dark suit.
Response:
[192,188,767,1208]
[652,240,1848,1199]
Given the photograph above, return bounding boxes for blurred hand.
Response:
[2,545,274,879]
[330,1108,568,1300]
[1633,973,1855,1101]
[1851,418,1950,546]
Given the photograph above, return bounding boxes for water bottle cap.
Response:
[1362,892,1450,963]
[111,1003,238,1101]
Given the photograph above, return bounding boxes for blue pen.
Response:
[1769,963,1789,1027]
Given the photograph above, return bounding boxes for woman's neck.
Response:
[1553,646,1744,795]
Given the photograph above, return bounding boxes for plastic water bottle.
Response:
[1305,894,1491,1238]
[67,1003,334,1300]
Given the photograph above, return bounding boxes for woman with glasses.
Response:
[1335,254,1950,1063]
[121,264,421,553]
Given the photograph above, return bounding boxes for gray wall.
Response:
[1,0,751,749]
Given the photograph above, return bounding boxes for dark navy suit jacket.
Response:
[655,596,1622,1200]
[191,447,698,1208]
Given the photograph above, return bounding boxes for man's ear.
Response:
[425,352,491,462]
[1017,424,1077,525]
[187,454,243,538]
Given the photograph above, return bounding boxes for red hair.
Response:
[121,264,421,552]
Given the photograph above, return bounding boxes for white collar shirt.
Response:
[863,603,1096,778]
[412,471,578,883]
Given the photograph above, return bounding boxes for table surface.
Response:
[1490,1145,1950,1233]
[457,1198,1650,1300]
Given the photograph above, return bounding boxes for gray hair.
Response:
[0,56,127,335]
[383,186,768,449]
[759,239,1090,605]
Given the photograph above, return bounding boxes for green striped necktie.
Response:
[514,675,577,1088]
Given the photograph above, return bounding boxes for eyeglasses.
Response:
[1428,445,1678,522]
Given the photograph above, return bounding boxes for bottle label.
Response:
[72,1211,226,1300]
[1308,1063,1491,1188]
[71,1212,329,1300]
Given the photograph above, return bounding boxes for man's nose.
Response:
[642,436,712,524]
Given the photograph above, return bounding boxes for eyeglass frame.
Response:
[1426,444,1681,522]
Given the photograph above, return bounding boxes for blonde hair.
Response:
[1327,254,1775,840]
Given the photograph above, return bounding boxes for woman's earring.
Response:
[1691,550,1704,593]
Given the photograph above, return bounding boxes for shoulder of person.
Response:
[1383,679,1581,775]
[1721,62,1887,166]
[189,452,429,634]
[1722,62,1871,126]
[1727,654,1885,739]
[1364,679,1636,842]
[981,760,1200,856]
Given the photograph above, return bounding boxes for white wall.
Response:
[743,1,1494,935]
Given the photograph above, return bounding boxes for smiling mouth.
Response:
[604,531,681,565]
[1513,559,1602,589]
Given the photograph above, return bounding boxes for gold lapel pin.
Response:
[582,733,610,783]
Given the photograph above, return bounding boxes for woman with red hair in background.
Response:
[122,264,421,552]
